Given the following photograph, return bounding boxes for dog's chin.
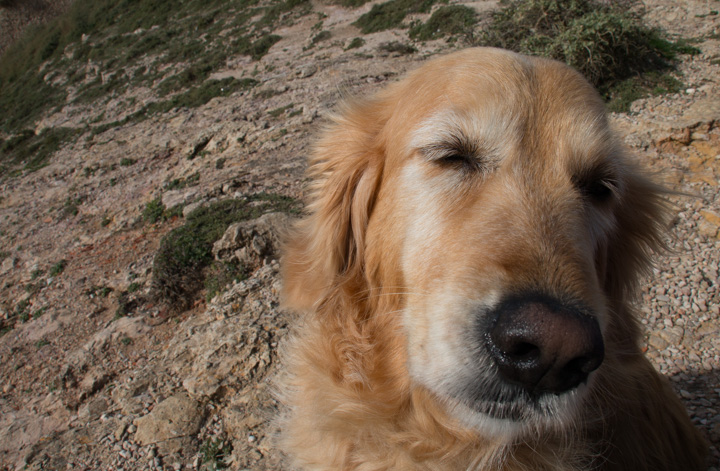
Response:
[439,384,586,439]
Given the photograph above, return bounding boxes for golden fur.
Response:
[279,48,708,470]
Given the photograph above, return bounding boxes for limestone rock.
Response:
[162,189,198,210]
[0,257,15,275]
[658,326,685,346]
[698,210,720,239]
[134,393,203,448]
[212,212,291,267]
[83,317,151,353]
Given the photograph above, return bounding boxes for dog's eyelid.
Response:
[419,138,488,170]
[422,146,472,162]
[422,147,484,174]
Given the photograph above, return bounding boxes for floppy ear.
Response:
[601,157,670,342]
[282,99,386,312]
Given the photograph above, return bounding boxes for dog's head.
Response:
[283,48,666,437]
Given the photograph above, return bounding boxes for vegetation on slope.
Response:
[151,194,299,311]
[478,0,700,111]
[0,0,310,175]
[1,0,702,178]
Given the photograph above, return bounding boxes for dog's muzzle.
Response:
[484,294,605,397]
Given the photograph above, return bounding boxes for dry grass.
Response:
[0,0,74,57]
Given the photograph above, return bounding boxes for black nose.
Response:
[485,295,604,395]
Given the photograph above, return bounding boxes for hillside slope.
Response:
[0,0,719,469]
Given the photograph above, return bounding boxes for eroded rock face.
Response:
[213,212,292,268]
[134,393,203,453]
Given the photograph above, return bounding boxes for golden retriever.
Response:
[279,48,708,470]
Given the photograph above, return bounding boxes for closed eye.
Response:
[432,150,480,172]
[421,132,487,174]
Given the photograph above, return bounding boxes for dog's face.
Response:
[284,48,664,438]
[371,49,619,434]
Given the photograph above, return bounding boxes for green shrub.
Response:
[153,77,258,113]
[353,0,441,34]
[164,171,200,190]
[606,71,683,112]
[329,0,371,7]
[127,282,142,293]
[199,437,232,470]
[409,5,477,41]
[231,33,283,60]
[15,299,30,321]
[478,0,699,110]
[88,285,113,298]
[204,260,246,302]
[49,259,67,277]
[59,196,82,219]
[114,291,136,319]
[379,41,417,55]
[268,104,295,118]
[256,0,311,29]
[142,197,166,224]
[345,37,365,50]
[0,73,65,133]
[311,30,332,45]
[151,194,299,310]
[1,127,78,174]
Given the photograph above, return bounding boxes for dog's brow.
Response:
[408,110,467,153]
[408,109,517,160]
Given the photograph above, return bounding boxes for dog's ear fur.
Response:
[601,158,670,343]
[282,98,387,312]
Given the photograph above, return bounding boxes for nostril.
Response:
[566,354,602,375]
[485,295,604,396]
[509,342,540,360]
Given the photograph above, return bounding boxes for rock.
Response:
[298,65,317,78]
[186,134,212,159]
[679,98,720,128]
[698,210,720,239]
[1,256,15,275]
[78,368,112,402]
[162,189,198,210]
[114,420,130,441]
[112,374,152,415]
[648,333,669,350]
[223,406,264,438]
[212,212,291,267]
[697,323,720,338]
[658,326,685,346]
[84,317,151,353]
[134,393,203,449]
[78,397,109,422]
[182,373,220,399]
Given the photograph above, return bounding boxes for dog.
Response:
[279,48,708,470]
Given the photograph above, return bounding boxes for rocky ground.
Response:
[0,0,719,470]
